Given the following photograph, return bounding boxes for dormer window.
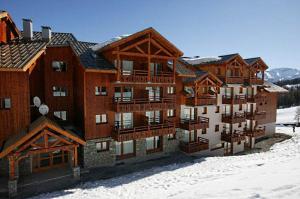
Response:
[52,61,67,72]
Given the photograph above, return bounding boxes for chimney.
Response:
[22,18,33,40]
[41,26,51,41]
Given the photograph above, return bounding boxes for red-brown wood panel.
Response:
[0,71,30,141]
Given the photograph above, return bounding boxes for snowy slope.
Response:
[32,109,300,199]
[277,106,299,124]
[265,68,300,82]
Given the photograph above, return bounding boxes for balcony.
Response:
[222,95,246,104]
[186,95,217,106]
[120,70,174,84]
[113,120,175,142]
[245,127,265,138]
[179,116,209,131]
[246,94,266,104]
[221,131,245,143]
[113,97,176,112]
[245,77,264,85]
[246,111,266,120]
[218,76,244,84]
[222,112,246,123]
[179,137,209,153]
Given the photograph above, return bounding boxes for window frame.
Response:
[96,114,108,124]
[52,86,67,97]
[0,98,11,110]
[96,141,110,152]
[52,61,67,72]
[95,86,107,96]
[53,111,67,121]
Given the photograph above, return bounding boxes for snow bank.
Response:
[32,126,300,199]
[277,106,299,124]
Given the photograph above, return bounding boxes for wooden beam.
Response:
[112,51,175,60]
[150,39,173,57]
[148,33,151,82]
[120,38,149,52]
[173,59,176,83]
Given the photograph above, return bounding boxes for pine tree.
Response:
[294,107,300,126]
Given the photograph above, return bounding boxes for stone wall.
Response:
[163,135,179,153]
[83,138,116,168]
[0,157,8,177]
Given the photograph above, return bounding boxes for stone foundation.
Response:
[8,179,17,198]
[83,138,116,168]
[73,166,80,179]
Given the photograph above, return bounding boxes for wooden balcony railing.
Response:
[246,111,266,120]
[120,70,174,83]
[113,120,175,142]
[246,94,266,103]
[245,77,264,85]
[113,97,176,112]
[222,112,246,123]
[186,95,217,106]
[222,94,247,104]
[179,137,209,153]
[221,131,245,143]
[179,116,209,131]
[245,127,265,138]
[218,76,244,84]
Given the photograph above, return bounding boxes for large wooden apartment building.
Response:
[0,11,287,196]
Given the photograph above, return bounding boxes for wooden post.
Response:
[148,34,151,82]
[117,47,121,81]
[74,146,78,167]
[262,70,265,81]
[8,156,15,180]
[173,58,176,84]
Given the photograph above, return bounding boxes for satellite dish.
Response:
[39,104,49,115]
[33,96,41,107]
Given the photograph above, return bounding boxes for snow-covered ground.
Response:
[32,108,300,199]
[277,106,299,124]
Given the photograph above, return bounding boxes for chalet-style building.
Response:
[0,11,287,197]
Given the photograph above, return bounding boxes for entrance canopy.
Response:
[0,116,85,179]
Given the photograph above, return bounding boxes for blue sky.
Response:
[2,0,300,69]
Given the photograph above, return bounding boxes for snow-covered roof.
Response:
[91,34,131,51]
[181,56,221,65]
[263,81,288,93]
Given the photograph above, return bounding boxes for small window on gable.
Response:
[96,114,108,124]
[0,98,11,109]
[52,61,67,72]
[95,86,107,96]
[96,141,109,152]
[215,125,219,132]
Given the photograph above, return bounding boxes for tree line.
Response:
[276,78,300,108]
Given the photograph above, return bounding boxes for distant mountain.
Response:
[265,68,300,82]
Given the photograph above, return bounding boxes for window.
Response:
[122,60,133,75]
[53,86,67,96]
[54,111,67,121]
[237,141,241,145]
[238,122,242,128]
[239,104,243,111]
[116,140,135,158]
[0,98,11,109]
[95,86,107,96]
[167,133,176,140]
[146,136,162,153]
[96,141,109,152]
[96,114,107,124]
[167,109,175,117]
[217,87,220,94]
[215,106,220,113]
[215,125,219,132]
[203,107,207,114]
[52,61,67,72]
[167,86,175,94]
[202,129,207,134]
[239,87,243,94]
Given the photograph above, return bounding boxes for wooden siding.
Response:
[0,71,30,141]
[256,91,277,124]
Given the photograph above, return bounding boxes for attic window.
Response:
[52,61,67,72]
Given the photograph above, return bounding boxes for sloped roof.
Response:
[182,70,208,83]
[244,57,260,65]
[0,40,48,70]
[0,116,85,157]
[93,27,183,56]
[181,53,247,66]
[263,81,288,93]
